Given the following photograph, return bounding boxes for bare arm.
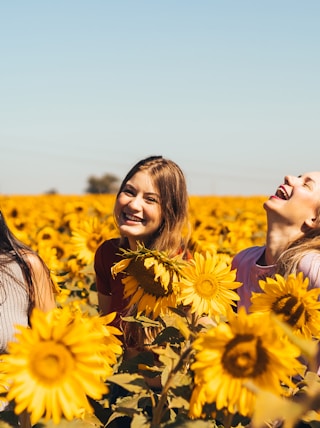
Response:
[299,253,320,289]
[26,253,56,312]
[97,292,113,315]
[18,253,55,426]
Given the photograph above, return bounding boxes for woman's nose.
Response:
[128,196,142,209]
[284,175,297,186]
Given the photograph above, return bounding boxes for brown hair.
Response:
[116,155,191,257]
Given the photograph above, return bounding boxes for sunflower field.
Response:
[1,194,320,428]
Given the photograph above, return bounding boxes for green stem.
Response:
[151,346,194,427]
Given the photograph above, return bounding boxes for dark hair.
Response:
[116,155,190,257]
[0,211,36,311]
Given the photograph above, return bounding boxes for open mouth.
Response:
[123,212,144,223]
[275,185,290,200]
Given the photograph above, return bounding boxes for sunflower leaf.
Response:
[131,412,150,428]
[168,306,189,318]
[121,315,161,328]
[107,373,149,393]
[152,326,184,345]
[118,350,156,373]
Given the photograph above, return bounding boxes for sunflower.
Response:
[189,307,305,419]
[35,226,72,262]
[250,272,320,339]
[1,305,118,425]
[0,367,10,409]
[59,301,123,368]
[111,243,188,319]
[70,217,108,265]
[86,311,123,367]
[176,251,242,322]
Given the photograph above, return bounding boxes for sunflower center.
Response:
[30,341,74,384]
[272,294,306,326]
[194,274,218,298]
[54,245,65,259]
[87,234,104,252]
[41,233,53,240]
[127,259,172,297]
[222,334,268,378]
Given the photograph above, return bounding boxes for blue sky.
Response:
[1,1,319,196]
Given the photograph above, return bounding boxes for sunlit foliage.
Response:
[0,194,267,306]
[3,195,318,428]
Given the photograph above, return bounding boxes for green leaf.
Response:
[163,414,219,427]
[167,395,190,410]
[33,415,103,427]
[153,326,184,345]
[168,306,189,319]
[118,350,156,373]
[156,344,180,370]
[105,411,132,425]
[170,373,193,389]
[0,421,15,428]
[131,413,150,428]
[114,394,141,410]
[107,373,149,393]
[121,315,161,328]
[138,365,162,378]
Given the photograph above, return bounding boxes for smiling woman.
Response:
[232,171,320,315]
[94,155,191,331]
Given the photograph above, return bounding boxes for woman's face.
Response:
[264,171,320,229]
[114,170,162,249]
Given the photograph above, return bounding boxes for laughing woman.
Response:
[232,171,320,311]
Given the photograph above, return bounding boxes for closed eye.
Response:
[145,195,159,203]
[303,178,315,190]
[122,185,135,196]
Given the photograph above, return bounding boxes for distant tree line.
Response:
[44,173,121,194]
[85,173,120,194]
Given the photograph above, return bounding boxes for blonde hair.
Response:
[276,228,320,276]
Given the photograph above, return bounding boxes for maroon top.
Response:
[94,238,192,330]
[94,238,130,327]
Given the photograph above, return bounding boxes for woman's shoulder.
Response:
[300,251,320,263]
[298,252,320,289]
[95,238,121,254]
[94,238,123,266]
[232,246,266,266]
[21,250,42,267]
[20,250,51,280]
[299,252,320,273]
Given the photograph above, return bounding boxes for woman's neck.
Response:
[265,223,302,265]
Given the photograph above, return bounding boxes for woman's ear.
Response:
[305,217,318,229]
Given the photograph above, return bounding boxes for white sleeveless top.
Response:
[0,254,29,353]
